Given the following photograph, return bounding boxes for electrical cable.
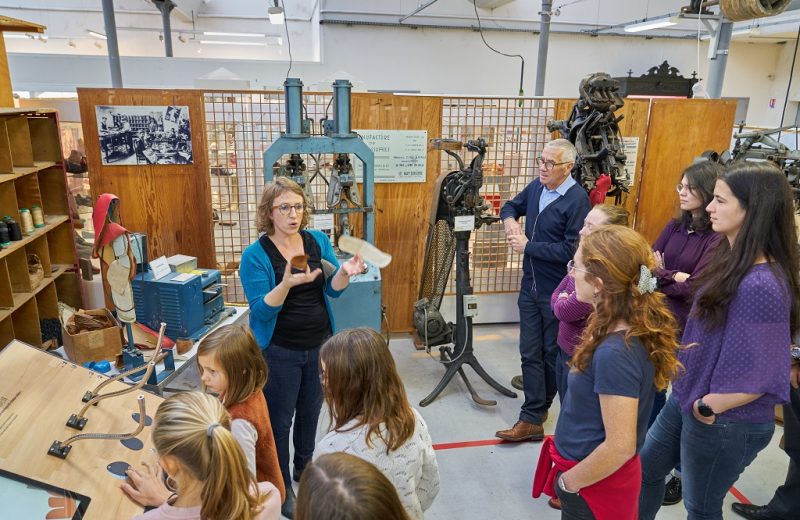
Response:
[281,0,293,80]
[778,24,800,142]
[472,0,524,97]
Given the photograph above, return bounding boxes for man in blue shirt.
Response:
[496,139,590,442]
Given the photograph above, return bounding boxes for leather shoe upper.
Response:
[731,503,781,520]
[495,420,544,442]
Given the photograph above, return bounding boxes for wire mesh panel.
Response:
[203,90,334,303]
[439,97,556,294]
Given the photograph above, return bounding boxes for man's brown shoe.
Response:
[495,420,544,442]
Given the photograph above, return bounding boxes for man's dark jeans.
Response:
[518,288,559,424]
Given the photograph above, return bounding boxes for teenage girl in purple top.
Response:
[551,204,630,403]
[639,163,800,520]
[649,161,723,505]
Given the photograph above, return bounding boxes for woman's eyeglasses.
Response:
[675,183,697,194]
[272,203,306,216]
[567,259,591,276]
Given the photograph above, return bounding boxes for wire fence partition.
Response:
[203,92,557,303]
[438,97,556,294]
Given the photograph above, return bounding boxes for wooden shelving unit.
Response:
[0,108,81,349]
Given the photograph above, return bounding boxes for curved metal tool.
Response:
[49,395,148,459]
[69,324,166,430]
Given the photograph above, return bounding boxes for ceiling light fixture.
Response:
[3,33,30,39]
[624,16,679,33]
[68,40,76,48]
[199,40,267,46]
[268,1,285,25]
[87,30,107,40]
[203,31,264,37]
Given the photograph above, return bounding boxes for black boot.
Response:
[731,503,782,520]
[281,484,296,519]
[662,475,682,505]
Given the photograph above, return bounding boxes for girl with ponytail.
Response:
[532,225,682,519]
[128,392,280,520]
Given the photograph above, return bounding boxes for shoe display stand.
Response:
[0,108,82,349]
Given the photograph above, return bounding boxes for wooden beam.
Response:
[0,16,46,33]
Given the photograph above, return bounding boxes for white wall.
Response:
[9,23,784,125]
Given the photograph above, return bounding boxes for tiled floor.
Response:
[172,324,789,519]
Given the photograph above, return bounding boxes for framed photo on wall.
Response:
[95,105,193,166]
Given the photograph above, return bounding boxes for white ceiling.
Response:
[2,0,800,60]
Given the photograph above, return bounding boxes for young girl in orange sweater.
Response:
[122,325,285,509]
[197,324,285,502]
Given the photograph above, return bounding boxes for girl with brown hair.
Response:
[126,391,280,520]
[315,327,440,520]
[533,225,682,519]
[295,453,411,520]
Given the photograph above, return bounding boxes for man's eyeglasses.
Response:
[272,203,306,216]
[675,183,697,194]
[567,259,591,276]
[536,157,570,172]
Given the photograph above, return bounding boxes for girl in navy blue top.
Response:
[537,226,681,519]
[239,177,364,518]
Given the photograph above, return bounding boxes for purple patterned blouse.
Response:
[672,264,792,423]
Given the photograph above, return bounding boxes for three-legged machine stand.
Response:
[420,231,517,407]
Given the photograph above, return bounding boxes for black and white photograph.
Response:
[95,105,193,165]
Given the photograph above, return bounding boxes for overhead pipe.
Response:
[101,0,123,87]
[535,0,552,96]
[706,19,733,98]
[152,0,175,57]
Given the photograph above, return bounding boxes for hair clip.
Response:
[637,265,657,294]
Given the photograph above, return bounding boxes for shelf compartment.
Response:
[0,316,13,350]
[38,166,69,216]
[47,220,76,265]
[0,214,69,262]
[55,270,82,310]
[36,282,60,348]
[11,296,41,347]
[7,247,32,293]
[0,258,13,310]
[0,161,58,184]
[14,172,42,217]
[26,235,52,280]
[0,180,18,220]
[5,116,34,168]
[0,120,13,174]
[27,116,62,163]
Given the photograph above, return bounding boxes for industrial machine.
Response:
[264,78,382,331]
[548,72,629,205]
[413,138,516,407]
[131,268,226,341]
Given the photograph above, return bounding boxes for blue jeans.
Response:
[555,348,571,404]
[649,388,667,428]
[262,343,324,487]
[518,289,559,423]
[639,395,774,520]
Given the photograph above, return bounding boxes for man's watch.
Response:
[697,398,716,417]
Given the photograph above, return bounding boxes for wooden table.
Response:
[0,340,163,518]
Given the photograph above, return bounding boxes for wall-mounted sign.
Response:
[352,130,428,183]
[622,136,640,186]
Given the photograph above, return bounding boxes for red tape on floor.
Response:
[432,437,754,505]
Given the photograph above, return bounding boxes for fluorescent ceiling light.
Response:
[203,31,264,38]
[624,17,679,33]
[268,5,285,25]
[3,33,30,39]
[87,30,107,40]
[199,40,267,46]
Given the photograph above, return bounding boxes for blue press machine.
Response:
[264,78,382,332]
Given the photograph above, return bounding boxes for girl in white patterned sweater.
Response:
[315,328,440,520]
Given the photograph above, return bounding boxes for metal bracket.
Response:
[66,414,88,431]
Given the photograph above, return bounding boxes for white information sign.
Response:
[622,137,640,186]
[352,130,428,183]
[454,215,476,232]
[150,256,171,280]
[311,213,335,232]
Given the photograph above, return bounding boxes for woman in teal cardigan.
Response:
[240,177,363,518]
